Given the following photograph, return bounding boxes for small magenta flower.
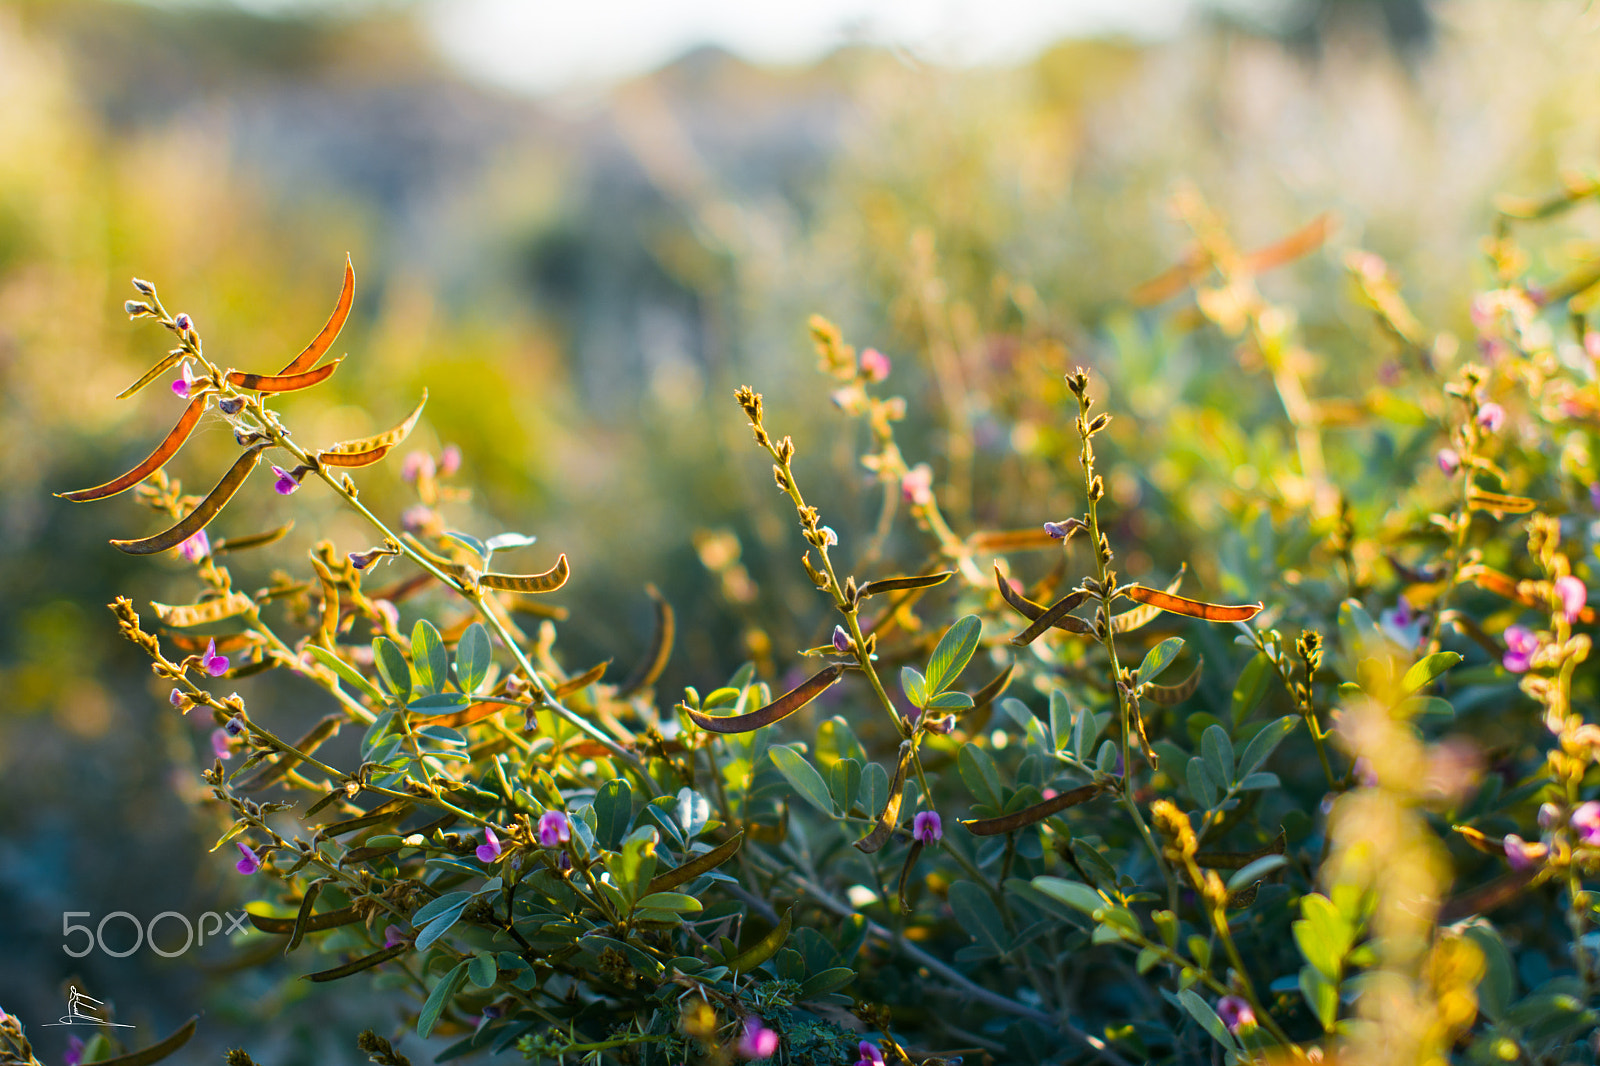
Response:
[859,347,891,382]
[177,529,210,563]
[401,452,435,483]
[912,810,943,844]
[65,1035,85,1066]
[401,505,436,532]
[476,827,504,863]
[174,312,194,332]
[901,463,934,505]
[210,729,233,761]
[1572,801,1600,845]
[1539,802,1562,830]
[224,713,246,738]
[271,464,300,495]
[235,842,262,875]
[171,359,197,398]
[169,687,187,709]
[1556,575,1587,623]
[1216,995,1256,1034]
[203,638,230,677]
[1476,402,1506,433]
[1504,833,1545,870]
[438,445,462,477]
[832,625,851,654]
[1436,448,1460,476]
[537,810,571,848]
[737,1017,779,1059]
[384,924,407,948]
[855,1042,885,1066]
[1503,626,1538,673]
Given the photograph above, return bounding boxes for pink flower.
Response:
[210,729,234,760]
[859,348,891,383]
[171,359,197,398]
[1437,448,1460,476]
[271,464,300,495]
[1572,801,1600,845]
[1503,626,1538,673]
[235,842,261,875]
[737,1017,779,1059]
[912,810,943,844]
[372,600,400,632]
[401,452,434,483]
[1504,833,1545,871]
[169,688,187,709]
[174,312,194,332]
[1556,575,1587,623]
[384,924,407,948]
[855,1042,885,1066]
[1586,331,1600,361]
[177,529,210,563]
[832,626,851,654]
[1539,802,1562,830]
[437,445,462,477]
[203,638,230,677]
[1476,402,1506,433]
[1351,756,1379,788]
[537,811,571,848]
[901,463,934,505]
[1216,995,1256,1034]
[476,827,503,863]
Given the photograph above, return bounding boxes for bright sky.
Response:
[421,0,1200,97]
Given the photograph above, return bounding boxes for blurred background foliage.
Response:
[7,0,1600,1060]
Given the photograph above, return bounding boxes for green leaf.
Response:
[1136,637,1184,686]
[1237,715,1298,780]
[1401,651,1462,696]
[1231,652,1272,726]
[958,745,1001,807]
[816,717,867,770]
[484,531,537,554]
[373,637,412,702]
[413,620,448,693]
[731,908,792,973]
[1299,966,1339,1030]
[307,644,385,703]
[1462,922,1515,1020]
[677,788,710,838]
[901,666,927,708]
[859,761,889,820]
[799,967,856,998]
[409,693,469,715]
[1294,893,1351,982]
[456,623,491,694]
[1187,757,1220,808]
[1226,854,1286,891]
[770,745,835,815]
[926,615,981,695]
[467,951,496,989]
[594,778,633,850]
[635,892,702,913]
[829,758,861,816]
[417,961,468,1038]
[949,880,1008,955]
[1178,988,1238,1051]
[926,690,974,711]
[1030,876,1103,914]
[412,890,474,926]
[1201,724,1234,788]
[415,899,472,951]
[1237,771,1280,790]
[1049,691,1073,749]
[441,530,487,563]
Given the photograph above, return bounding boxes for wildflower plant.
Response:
[35,172,1600,1066]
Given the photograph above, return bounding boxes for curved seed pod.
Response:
[115,348,188,401]
[428,701,504,728]
[966,528,1062,552]
[481,554,570,593]
[618,585,675,696]
[1437,867,1538,923]
[1226,883,1260,909]
[1111,567,1186,633]
[729,906,791,974]
[226,358,342,394]
[150,591,255,628]
[1009,589,1093,645]
[111,444,268,555]
[1120,584,1262,623]
[855,741,913,853]
[304,943,408,982]
[280,256,355,375]
[250,903,360,937]
[318,798,412,837]
[1467,490,1536,515]
[317,391,428,468]
[214,522,294,554]
[91,1015,198,1066]
[1142,658,1203,706]
[686,664,844,733]
[285,879,329,954]
[58,395,207,501]
[1452,825,1502,856]
[859,571,954,597]
[995,564,1092,635]
[553,660,609,697]
[1195,830,1286,870]
[167,632,256,654]
[962,781,1111,836]
[972,662,1014,709]
[646,830,744,894]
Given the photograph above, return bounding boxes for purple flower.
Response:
[476,827,504,863]
[401,452,434,483]
[348,549,379,570]
[438,445,462,477]
[537,810,571,848]
[1590,482,1600,512]
[1437,448,1460,476]
[926,714,956,735]
[1476,402,1506,433]
[856,1042,885,1066]
[203,638,230,677]
[859,348,891,383]
[65,1034,85,1066]
[384,924,407,948]
[174,312,194,332]
[1503,626,1539,673]
[1504,833,1544,870]
[271,464,300,495]
[224,714,246,737]
[169,688,186,709]
[1351,757,1379,788]
[1043,519,1080,539]
[177,529,210,563]
[1556,575,1587,623]
[832,626,851,654]
[1215,995,1256,1034]
[1539,802,1562,830]
[210,729,233,760]
[372,599,400,632]
[912,810,943,844]
[235,842,261,875]
[737,1017,779,1060]
[901,463,933,505]
[1572,801,1600,845]
[218,395,243,415]
[171,359,197,398]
